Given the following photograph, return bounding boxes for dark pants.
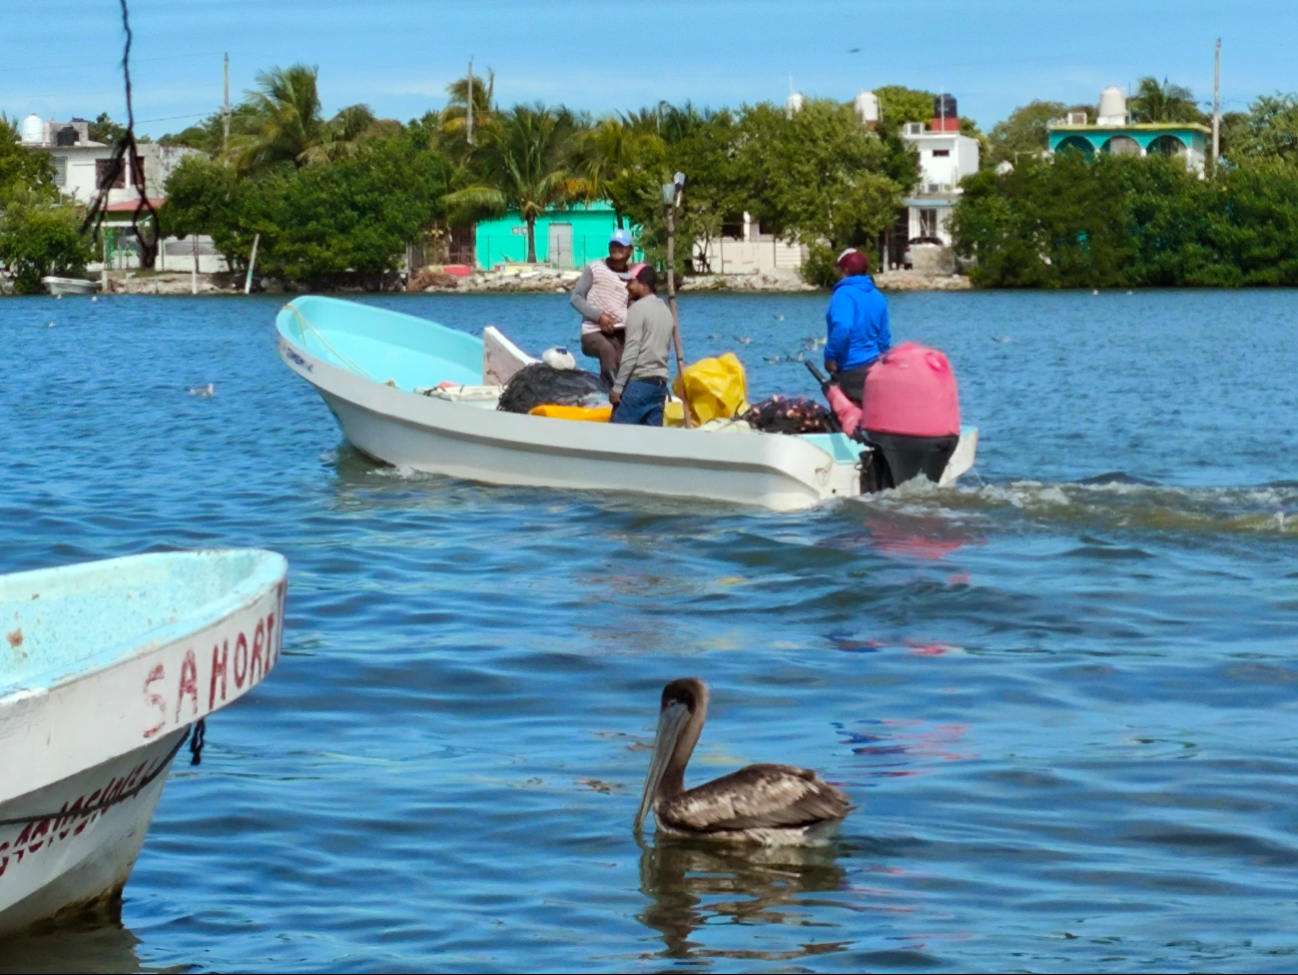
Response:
[581,330,625,388]
[834,361,875,406]
[611,378,667,426]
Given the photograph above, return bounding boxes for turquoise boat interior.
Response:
[1,550,286,695]
[277,295,483,390]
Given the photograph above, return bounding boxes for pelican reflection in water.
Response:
[634,678,851,844]
[637,839,850,962]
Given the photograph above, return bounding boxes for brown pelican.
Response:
[634,678,851,844]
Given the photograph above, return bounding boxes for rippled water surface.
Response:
[2,289,1297,973]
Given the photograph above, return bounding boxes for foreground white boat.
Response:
[276,296,976,511]
[0,550,287,935]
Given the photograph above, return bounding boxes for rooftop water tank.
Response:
[931,93,960,131]
[853,90,880,126]
[786,91,805,117]
[20,113,44,145]
[1098,86,1127,126]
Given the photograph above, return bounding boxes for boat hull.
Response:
[0,732,182,936]
[276,295,975,509]
[0,550,288,935]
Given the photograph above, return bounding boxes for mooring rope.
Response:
[0,718,203,830]
[287,304,378,381]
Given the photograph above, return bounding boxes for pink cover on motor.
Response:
[861,342,961,437]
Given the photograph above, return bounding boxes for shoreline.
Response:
[68,267,973,297]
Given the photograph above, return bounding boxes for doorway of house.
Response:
[547,223,574,268]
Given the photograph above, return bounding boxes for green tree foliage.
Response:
[874,85,934,127]
[0,115,56,201]
[160,104,259,153]
[0,200,94,293]
[444,104,584,262]
[162,131,449,287]
[735,100,901,254]
[1128,76,1205,124]
[951,151,1298,288]
[228,64,386,173]
[987,101,1094,164]
[0,116,90,294]
[89,112,126,145]
[1224,93,1298,161]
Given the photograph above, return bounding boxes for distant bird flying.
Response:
[634,678,851,844]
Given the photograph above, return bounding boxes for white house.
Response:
[16,114,228,272]
[693,212,808,275]
[18,113,196,209]
[899,94,980,248]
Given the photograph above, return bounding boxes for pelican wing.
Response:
[664,763,850,832]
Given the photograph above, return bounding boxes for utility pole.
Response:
[1212,38,1221,174]
[465,58,474,147]
[222,53,230,158]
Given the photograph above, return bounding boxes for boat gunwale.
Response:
[0,549,288,702]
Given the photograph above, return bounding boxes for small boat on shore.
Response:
[276,295,976,511]
[0,549,287,936]
[41,276,100,297]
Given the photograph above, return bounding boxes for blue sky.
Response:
[3,0,1290,136]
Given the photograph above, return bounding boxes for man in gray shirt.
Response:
[610,265,675,426]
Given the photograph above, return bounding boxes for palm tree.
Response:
[444,104,584,263]
[229,64,383,172]
[1128,77,1203,124]
[574,115,663,227]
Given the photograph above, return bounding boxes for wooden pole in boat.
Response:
[244,232,260,294]
[664,172,691,427]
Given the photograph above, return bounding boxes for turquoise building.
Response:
[1048,122,1211,174]
[474,201,639,270]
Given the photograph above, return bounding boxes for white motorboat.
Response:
[0,549,287,935]
[276,296,976,511]
[41,276,100,297]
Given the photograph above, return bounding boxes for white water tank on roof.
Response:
[20,113,44,145]
[1098,87,1127,126]
[786,91,805,117]
[853,90,880,125]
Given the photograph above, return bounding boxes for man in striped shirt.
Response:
[570,228,634,386]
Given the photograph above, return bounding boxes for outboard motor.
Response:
[808,343,961,492]
[859,342,960,489]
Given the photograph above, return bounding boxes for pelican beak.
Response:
[634,701,688,834]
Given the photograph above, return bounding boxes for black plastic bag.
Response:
[743,395,838,434]
[497,363,608,414]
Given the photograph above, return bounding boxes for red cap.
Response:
[835,248,869,275]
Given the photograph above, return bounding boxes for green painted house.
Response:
[474,201,640,270]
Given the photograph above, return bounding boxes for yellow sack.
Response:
[671,353,750,426]
[529,404,612,422]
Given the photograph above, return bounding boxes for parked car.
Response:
[902,236,946,270]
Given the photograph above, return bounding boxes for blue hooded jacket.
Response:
[825,274,891,372]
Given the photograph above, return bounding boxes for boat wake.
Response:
[855,474,1298,538]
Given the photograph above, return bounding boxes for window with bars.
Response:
[52,156,67,187]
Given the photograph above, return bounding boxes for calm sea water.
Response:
[2,289,1296,974]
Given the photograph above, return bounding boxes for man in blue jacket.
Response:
[824,248,890,405]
